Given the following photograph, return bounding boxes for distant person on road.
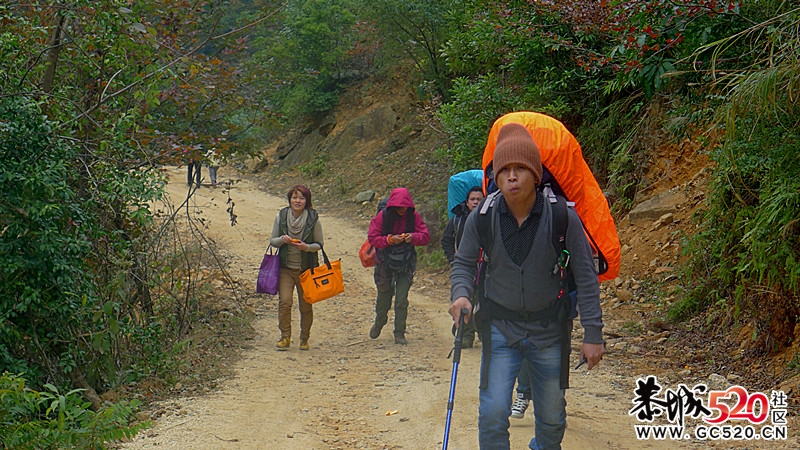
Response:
[441,185,484,348]
[205,148,222,187]
[367,188,430,345]
[186,151,202,187]
[449,123,604,449]
[269,185,324,351]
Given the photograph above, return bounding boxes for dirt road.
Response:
[123,167,793,449]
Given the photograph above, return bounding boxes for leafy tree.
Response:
[0,0,251,403]
[0,98,94,377]
[437,75,524,171]
[435,1,768,200]
[437,0,624,172]
[359,0,457,99]
[249,0,360,120]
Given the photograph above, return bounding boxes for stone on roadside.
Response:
[708,373,728,391]
[353,190,375,203]
[616,288,633,302]
[628,190,686,224]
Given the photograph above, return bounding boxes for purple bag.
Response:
[256,247,279,295]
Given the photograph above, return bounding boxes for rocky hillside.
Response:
[244,68,800,396]
[251,68,453,242]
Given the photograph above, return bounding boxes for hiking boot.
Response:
[394,333,408,345]
[369,323,383,339]
[510,392,530,419]
[462,335,474,349]
[299,339,309,351]
[275,337,290,351]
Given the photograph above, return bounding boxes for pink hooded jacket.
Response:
[368,188,430,249]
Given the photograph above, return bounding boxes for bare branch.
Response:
[211,2,288,41]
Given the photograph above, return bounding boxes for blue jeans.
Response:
[479,325,566,450]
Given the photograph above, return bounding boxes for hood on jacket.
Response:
[386,188,415,209]
[450,202,471,217]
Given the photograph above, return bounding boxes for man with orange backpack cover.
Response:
[449,122,604,449]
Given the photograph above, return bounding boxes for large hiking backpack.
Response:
[358,197,391,268]
[447,169,483,219]
[482,111,621,282]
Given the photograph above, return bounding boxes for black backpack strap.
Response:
[474,191,497,389]
[545,185,568,254]
[475,190,499,254]
[544,185,574,389]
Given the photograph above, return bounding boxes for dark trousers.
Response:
[208,166,218,184]
[374,270,412,335]
[187,161,201,186]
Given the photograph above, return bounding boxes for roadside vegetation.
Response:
[1,1,797,446]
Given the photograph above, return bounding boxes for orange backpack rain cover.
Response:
[482,111,620,282]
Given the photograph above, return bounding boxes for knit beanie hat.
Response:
[492,123,543,186]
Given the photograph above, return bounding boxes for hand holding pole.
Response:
[443,307,470,450]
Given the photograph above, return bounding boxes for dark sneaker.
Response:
[510,392,530,419]
[394,333,408,345]
[369,323,383,339]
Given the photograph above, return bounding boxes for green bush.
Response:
[437,75,524,171]
[298,152,329,177]
[0,98,95,376]
[681,113,800,324]
[0,98,168,388]
[0,373,149,449]
[416,248,449,271]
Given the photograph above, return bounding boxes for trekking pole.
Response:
[443,307,469,450]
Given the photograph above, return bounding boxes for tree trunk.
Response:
[41,12,66,93]
[70,367,103,411]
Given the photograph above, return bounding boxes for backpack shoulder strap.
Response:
[543,184,577,390]
[476,190,501,256]
[543,185,569,253]
[474,191,496,391]
[453,214,463,232]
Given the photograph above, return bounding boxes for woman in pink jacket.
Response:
[367,188,430,344]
